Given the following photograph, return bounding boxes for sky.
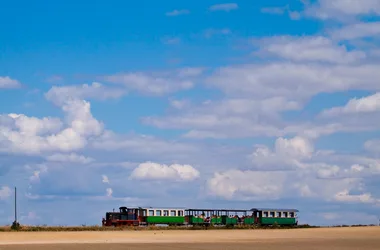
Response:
[1,0,380,226]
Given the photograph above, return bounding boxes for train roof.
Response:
[142,206,187,210]
[185,208,251,212]
[250,208,299,212]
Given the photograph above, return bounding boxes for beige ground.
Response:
[0,227,379,249]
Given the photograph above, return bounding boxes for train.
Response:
[102,206,299,227]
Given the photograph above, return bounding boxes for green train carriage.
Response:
[144,207,186,225]
[102,206,299,227]
[251,208,299,226]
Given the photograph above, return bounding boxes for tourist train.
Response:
[102,206,299,227]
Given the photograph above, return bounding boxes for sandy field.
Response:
[0,227,379,249]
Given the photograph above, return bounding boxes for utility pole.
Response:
[11,186,19,230]
[14,187,17,223]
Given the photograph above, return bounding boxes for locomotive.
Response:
[102,206,298,227]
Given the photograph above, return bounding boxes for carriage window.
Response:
[283,212,288,218]
[276,212,281,217]
[156,210,162,216]
[289,212,294,217]
[163,210,169,216]
[178,210,183,216]
[149,210,154,216]
[270,212,275,217]
[263,211,268,217]
[170,210,176,216]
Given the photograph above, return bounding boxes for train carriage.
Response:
[102,206,299,227]
[251,208,299,226]
[144,207,186,225]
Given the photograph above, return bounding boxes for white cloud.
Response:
[3,113,63,136]
[143,97,301,139]
[249,136,313,170]
[0,186,11,200]
[102,68,202,96]
[334,190,379,204]
[206,62,380,100]
[206,167,374,203]
[330,21,380,40]
[206,170,287,200]
[305,0,380,21]
[169,98,190,109]
[45,153,94,164]
[166,9,190,16]
[320,92,380,117]
[0,76,21,89]
[261,6,301,20]
[45,82,126,106]
[28,164,48,184]
[364,139,380,153]
[209,3,238,12]
[106,187,113,197]
[130,162,200,181]
[254,36,366,64]
[92,131,199,157]
[2,3,380,226]
[0,99,103,155]
[143,60,380,139]
[102,175,109,184]
[204,135,380,203]
[275,136,314,159]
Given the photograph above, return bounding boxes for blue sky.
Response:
[1,0,380,226]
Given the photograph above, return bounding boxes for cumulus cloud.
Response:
[204,134,380,204]
[0,76,21,89]
[130,162,200,181]
[45,82,126,106]
[206,170,287,200]
[205,167,374,203]
[320,92,380,117]
[0,99,103,155]
[3,0,380,227]
[249,136,314,170]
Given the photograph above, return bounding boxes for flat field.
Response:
[0,226,379,249]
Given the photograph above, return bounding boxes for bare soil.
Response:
[0,227,379,249]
